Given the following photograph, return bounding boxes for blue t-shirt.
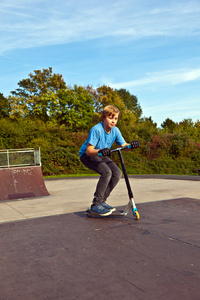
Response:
[79,122,126,157]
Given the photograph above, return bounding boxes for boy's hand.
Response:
[131,140,140,149]
[98,148,111,156]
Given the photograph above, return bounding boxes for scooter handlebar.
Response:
[98,144,132,156]
[111,144,132,153]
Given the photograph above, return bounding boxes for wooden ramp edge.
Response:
[0,166,50,201]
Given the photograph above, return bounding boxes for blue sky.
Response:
[0,0,200,126]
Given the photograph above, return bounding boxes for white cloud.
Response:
[104,68,200,89]
[145,98,200,113]
[1,0,200,54]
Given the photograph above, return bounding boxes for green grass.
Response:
[44,173,99,179]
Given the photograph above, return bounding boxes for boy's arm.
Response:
[121,141,140,150]
[121,142,130,151]
[86,143,100,156]
[86,141,139,156]
[86,143,111,157]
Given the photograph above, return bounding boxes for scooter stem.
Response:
[117,149,134,199]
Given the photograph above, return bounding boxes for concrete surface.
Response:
[0,176,200,300]
[0,176,199,223]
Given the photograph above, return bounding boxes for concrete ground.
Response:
[0,175,199,223]
[0,176,200,300]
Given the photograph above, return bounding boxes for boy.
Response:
[79,105,137,216]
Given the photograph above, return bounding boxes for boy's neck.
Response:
[103,122,111,133]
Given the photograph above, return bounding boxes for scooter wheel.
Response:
[134,210,140,220]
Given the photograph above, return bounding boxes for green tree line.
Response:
[0,67,199,176]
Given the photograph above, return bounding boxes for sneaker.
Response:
[91,204,112,216]
[101,202,116,212]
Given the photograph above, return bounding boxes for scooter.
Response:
[85,142,140,220]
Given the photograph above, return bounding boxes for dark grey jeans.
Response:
[80,154,122,206]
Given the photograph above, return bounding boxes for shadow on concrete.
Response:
[0,198,200,300]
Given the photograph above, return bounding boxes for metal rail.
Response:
[0,148,41,168]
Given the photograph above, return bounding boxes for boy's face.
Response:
[103,113,119,131]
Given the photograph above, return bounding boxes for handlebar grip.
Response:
[98,144,133,156]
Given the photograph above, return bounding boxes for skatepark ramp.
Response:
[0,148,49,201]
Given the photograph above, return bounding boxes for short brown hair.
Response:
[101,105,120,120]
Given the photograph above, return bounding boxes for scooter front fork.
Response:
[130,197,140,220]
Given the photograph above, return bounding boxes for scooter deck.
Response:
[85,208,127,218]
[85,207,140,219]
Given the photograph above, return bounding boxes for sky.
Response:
[0,0,200,127]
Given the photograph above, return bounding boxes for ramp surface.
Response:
[0,166,49,201]
[0,197,200,300]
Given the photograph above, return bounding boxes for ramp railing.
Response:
[0,148,41,168]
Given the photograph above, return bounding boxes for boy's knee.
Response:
[116,168,122,179]
[119,168,122,177]
[102,168,112,179]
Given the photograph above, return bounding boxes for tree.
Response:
[135,117,158,140]
[86,85,137,140]
[177,119,196,137]
[86,85,126,114]
[8,95,28,119]
[140,116,157,128]
[10,67,67,121]
[161,118,177,132]
[116,88,142,121]
[87,85,129,115]
[0,93,10,118]
[50,85,94,130]
[35,85,94,130]
[194,120,200,140]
